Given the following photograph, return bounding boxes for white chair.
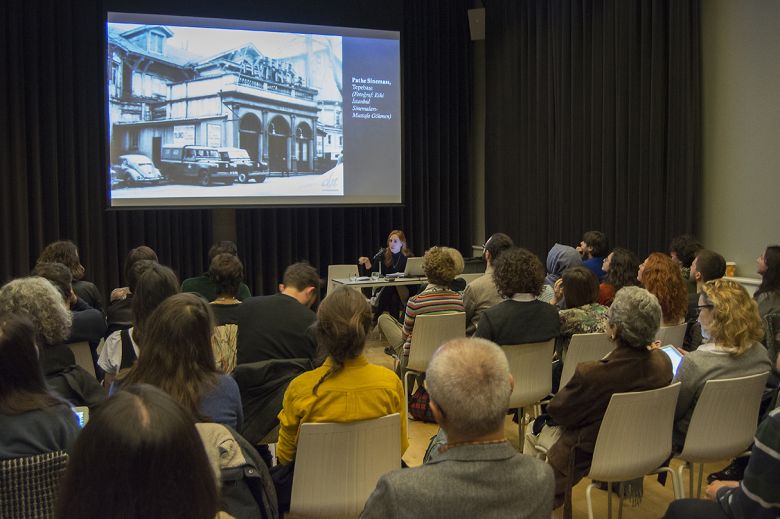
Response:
[67,341,96,379]
[457,272,484,284]
[402,312,466,399]
[0,450,69,519]
[675,371,770,498]
[502,339,555,437]
[655,322,688,349]
[559,333,614,389]
[326,264,359,295]
[584,383,682,519]
[290,414,401,518]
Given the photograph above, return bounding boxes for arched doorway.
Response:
[295,123,313,173]
[267,116,291,174]
[239,113,261,162]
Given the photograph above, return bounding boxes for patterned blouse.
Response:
[559,303,609,337]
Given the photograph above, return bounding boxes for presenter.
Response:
[358,230,413,321]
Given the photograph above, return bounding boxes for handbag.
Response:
[408,385,436,423]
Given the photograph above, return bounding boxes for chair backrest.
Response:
[559,333,613,389]
[655,322,688,349]
[679,371,770,462]
[502,339,555,409]
[327,264,359,295]
[0,450,69,519]
[67,341,96,379]
[407,312,466,373]
[588,383,681,482]
[290,413,401,518]
[457,272,484,285]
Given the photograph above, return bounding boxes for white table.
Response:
[332,276,428,289]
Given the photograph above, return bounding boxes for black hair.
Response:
[756,245,780,297]
[492,247,544,297]
[695,249,726,283]
[669,234,703,268]
[582,231,610,258]
[484,233,514,262]
[130,263,179,345]
[208,240,239,264]
[604,248,640,292]
[31,262,72,301]
[562,266,600,308]
[123,246,158,286]
[209,253,243,298]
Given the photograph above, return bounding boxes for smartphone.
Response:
[72,406,90,428]
[661,345,684,375]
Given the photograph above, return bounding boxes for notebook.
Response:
[385,256,425,278]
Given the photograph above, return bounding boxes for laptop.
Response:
[385,256,425,278]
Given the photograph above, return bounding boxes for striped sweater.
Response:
[717,407,780,518]
[401,286,464,357]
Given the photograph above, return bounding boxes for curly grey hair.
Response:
[608,286,662,349]
[0,277,72,345]
[426,337,512,438]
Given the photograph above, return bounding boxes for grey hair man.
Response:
[463,233,514,334]
[361,337,554,519]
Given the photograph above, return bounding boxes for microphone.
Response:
[371,248,386,262]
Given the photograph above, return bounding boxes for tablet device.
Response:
[73,406,90,428]
[661,345,684,375]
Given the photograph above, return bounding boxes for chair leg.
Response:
[695,463,704,499]
[617,481,624,519]
[607,482,613,519]
[676,463,687,498]
[654,466,682,499]
[585,483,596,519]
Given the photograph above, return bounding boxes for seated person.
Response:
[118,294,243,429]
[181,240,252,302]
[531,287,673,515]
[552,266,609,356]
[597,247,640,306]
[55,385,223,519]
[669,233,703,289]
[236,262,320,365]
[208,253,244,373]
[639,252,689,326]
[463,232,514,335]
[378,246,465,376]
[474,247,560,345]
[0,312,80,459]
[358,229,414,322]
[36,240,104,314]
[105,245,158,336]
[673,279,772,450]
[576,230,609,281]
[98,263,179,387]
[544,243,583,304]
[755,245,780,318]
[361,337,554,519]
[274,286,408,512]
[32,262,106,345]
[0,277,105,409]
[662,351,780,519]
[684,249,726,350]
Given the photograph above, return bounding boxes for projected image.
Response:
[107,22,344,202]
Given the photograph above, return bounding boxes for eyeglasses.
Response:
[696,304,714,314]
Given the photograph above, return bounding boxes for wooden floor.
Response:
[363,335,728,519]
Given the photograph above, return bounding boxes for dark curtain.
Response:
[237,0,473,294]
[485,0,701,261]
[0,0,212,295]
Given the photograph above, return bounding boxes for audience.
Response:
[530,287,673,516]
[597,247,640,306]
[639,252,688,326]
[31,261,106,344]
[106,245,158,335]
[552,266,609,355]
[673,279,771,450]
[576,231,609,281]
[0,312,80,459]
[208,253,244,373]
[0,277,105,408]
[361,337,554,519]
[37,240,104,314]
[55,385,223,519]
[235,261,320,365]
[379,246,465,376]
[118,293,243,429]
[181,240,252,302]
[274,286,408,512]
[684,249,726,350]
[98,262,179,387]
[463,232,514,335]
[474,247,560,345]
[755,245,780,318]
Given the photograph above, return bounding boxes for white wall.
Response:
[700,0,780,279]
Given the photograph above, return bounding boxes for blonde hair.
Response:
[701,279,763,355]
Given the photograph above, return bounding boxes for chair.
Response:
[403,312,466,399]
[675,371,770,498]
[655,322,688,349]
[559,333,614,389]
[290,414,401,518]
[502,339,555,437]
[457,272,484,285]
[67,340,96,379]
[326,264,359,295]
[0,450,69,519]
[585,383,682,519]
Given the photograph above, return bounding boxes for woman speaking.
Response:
[358,230,413,321]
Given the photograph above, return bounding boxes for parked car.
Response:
[217,147,268,184]
[111,154,165,186]
[159,145,236,186]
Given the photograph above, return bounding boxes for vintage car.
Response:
[217,147,268,184]
[159,145,236,186]
[111,154,165,186]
